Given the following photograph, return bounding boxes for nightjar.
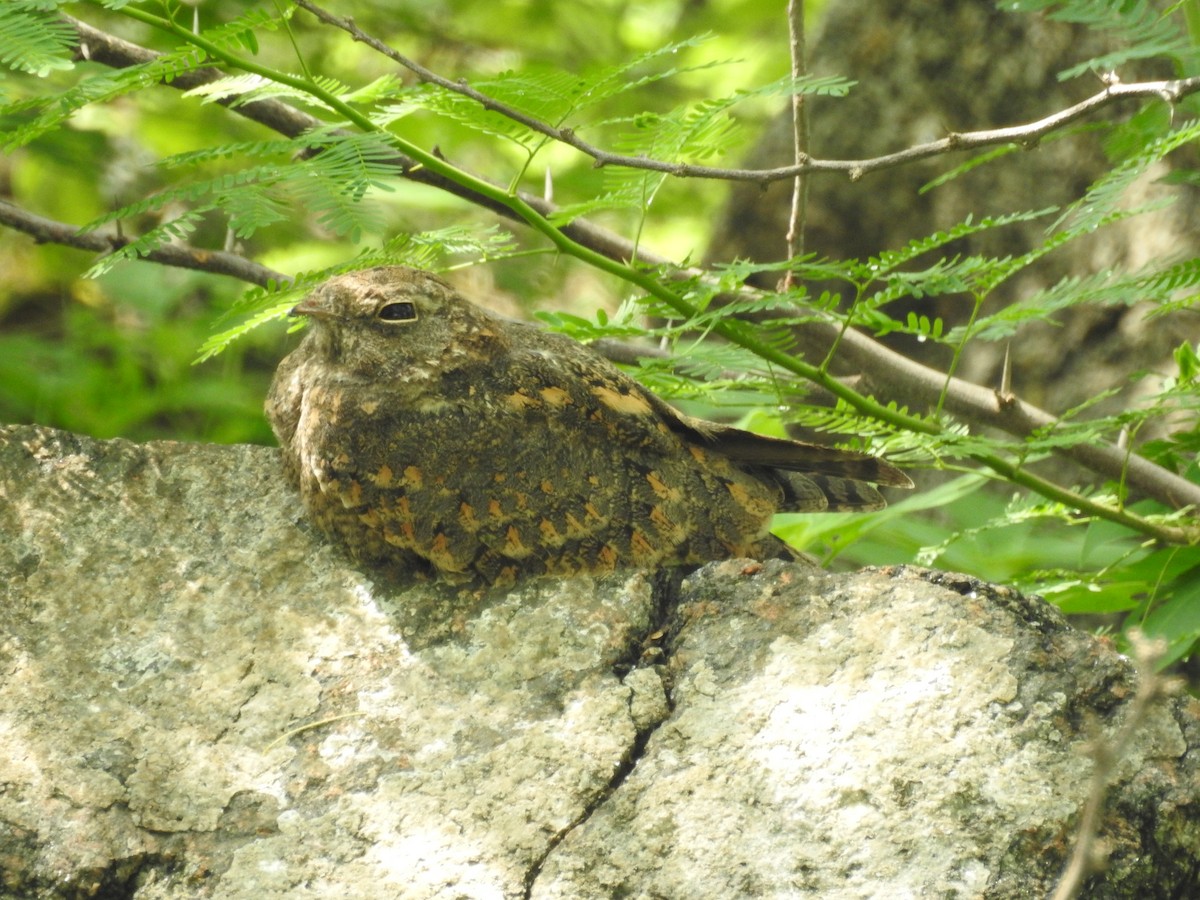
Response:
[266,266,912,584]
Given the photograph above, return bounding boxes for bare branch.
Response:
[782,0,809,281]
[817,321,1200,510]
[0,200,287,287]
[72,17,320,141]
[294,2,1200,184]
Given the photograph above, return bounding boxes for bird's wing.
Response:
[305,337,781,581]
[633,378,914,488]
[504,333,911,514]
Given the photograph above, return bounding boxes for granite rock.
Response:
[1,424,1196,899]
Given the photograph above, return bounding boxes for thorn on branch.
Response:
[995,345,1016,407]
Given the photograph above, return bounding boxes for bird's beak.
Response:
[288,296,333,319]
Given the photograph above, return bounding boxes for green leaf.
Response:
[84,209,212,278]
[1104,101,1173,162]
[920,145,1022,195]
[1053,120,1200,234]
[1005,0,1200,78]
[1174,341,1200,384]
[1139,565,1200,668]
[775,474,988,563]
[0,3,77,77]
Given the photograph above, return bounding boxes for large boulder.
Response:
[1,424,1196,898]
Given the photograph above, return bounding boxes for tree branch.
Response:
[818,323,1200,511]
[66,15,653,269]
[294,1,1200,184]
[0,199,287,286]
[782,0,809,276]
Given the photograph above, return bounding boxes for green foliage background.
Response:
[3,0,1200,669]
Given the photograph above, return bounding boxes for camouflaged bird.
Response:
[266,266,913,584]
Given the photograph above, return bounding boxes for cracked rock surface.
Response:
[1,424,1198,899]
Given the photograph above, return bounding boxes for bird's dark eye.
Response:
[377,301,418,323]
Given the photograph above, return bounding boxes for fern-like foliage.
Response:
[1005,0,1200,78]
[387,35,719,154]
[185,70,377,113]
[196,226,517,361]
[85,208,212,279]
[0,2,76,79]
[79,127,406,268]
[576,73,855,222]
[3,45,210,151]
[385,43,853,222]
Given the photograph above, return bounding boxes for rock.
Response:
[538,563,1200,899]
[1,424,1196,899]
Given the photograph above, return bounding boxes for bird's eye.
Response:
[377,301,418,323]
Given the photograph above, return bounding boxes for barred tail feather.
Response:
[774,471,887,513]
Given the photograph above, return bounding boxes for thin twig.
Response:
[1049,632,1181,900]
[65,15,652,268]
[0,199,288,287]
[294,1,1200,184]
[782,0,809,287]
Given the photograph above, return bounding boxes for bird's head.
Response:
[289,266,499,378]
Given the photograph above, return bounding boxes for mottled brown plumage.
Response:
[266,266,912,584]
